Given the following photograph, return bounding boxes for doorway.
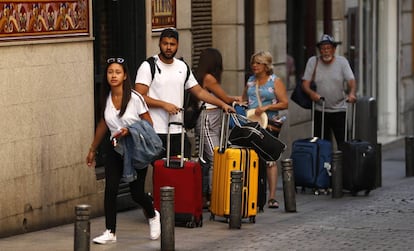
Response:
[287,0,317,85]
[92,0,147,168]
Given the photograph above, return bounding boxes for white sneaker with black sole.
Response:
[93,229,117,244]
[149,210,161,240]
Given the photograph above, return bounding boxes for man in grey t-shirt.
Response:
[302,34,357,146]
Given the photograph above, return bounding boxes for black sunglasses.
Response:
[107,57,125,64]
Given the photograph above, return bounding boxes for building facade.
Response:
[0,0,412,237]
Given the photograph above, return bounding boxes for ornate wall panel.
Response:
[151,0,176,30]
[0,0,89,41]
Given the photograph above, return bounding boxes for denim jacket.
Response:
[115,120,163,182]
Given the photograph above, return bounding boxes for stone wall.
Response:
[0,41,103,237]
[400,0,414,135]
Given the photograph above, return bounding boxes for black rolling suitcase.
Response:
[355,96,381,188]
[340,103,376,196]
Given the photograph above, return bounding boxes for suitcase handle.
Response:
[166,114,185,168]
[344,101,357,141]
[198,106,207,164]
[311,97,325,138]
[218,112,230,153]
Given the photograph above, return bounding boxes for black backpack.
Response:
[145,57,203,129]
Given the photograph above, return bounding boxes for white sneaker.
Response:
[93,229,117,244]
[149,210,161,240]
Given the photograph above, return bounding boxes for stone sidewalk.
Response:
[0,138,413,251]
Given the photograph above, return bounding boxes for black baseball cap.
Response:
[159,28,179,42]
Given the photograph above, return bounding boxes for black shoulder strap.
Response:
[182,60,190,84]
[176,57,191,85]
[145,56,161,81]
[147,56,190,84]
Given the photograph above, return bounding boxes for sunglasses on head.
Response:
[107,57,125,64]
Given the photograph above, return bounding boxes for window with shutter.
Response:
[191,0,212,69]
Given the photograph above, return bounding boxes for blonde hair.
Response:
[250,51,274,75]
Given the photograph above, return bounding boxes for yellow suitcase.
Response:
[209,146,259,223]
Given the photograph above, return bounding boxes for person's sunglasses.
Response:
[107,57,125,64]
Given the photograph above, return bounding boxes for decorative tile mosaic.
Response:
[0,0,89,41]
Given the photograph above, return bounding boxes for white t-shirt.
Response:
[303,56,355,112]
[104,91,149,138]
[135,55,198,134]
[203,93,218,110]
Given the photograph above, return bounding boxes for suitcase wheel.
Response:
[249,216,256,224]
[186,221,196,228]
[314,188,330,195]
[321,189,330,195]
[209,214,215,221]
[184,215,203,228]
[349,189,371,196]
[294,187,306,194]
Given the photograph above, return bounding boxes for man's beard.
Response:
[160,50,177,60]
[321,55,333,62]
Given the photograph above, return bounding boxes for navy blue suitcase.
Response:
[291,100,332,194]
[291,138,332,189]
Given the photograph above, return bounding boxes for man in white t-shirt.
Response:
[135,28,234,158]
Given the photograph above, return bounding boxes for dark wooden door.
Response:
[287,0,317,83]
[93,0,146,82]
[92,0,146,168]
[287,0,336,85]
[92,1,147,210]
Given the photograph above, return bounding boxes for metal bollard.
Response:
[229,170,243,229]
[160,186,175,251]
[331,151,343,198]
[375,143,382,187]
[74,204,91,251]
[281,159,296,212]
[406,136,414,177]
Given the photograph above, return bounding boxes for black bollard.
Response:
[281,159,296,212]
[375,143,382,187]
[160,186,175,251]
[229,170,243,229]
[331,151,343,198]
[406,136,414,177]
[74,204,91,251]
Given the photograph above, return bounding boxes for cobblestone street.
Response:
[0,140,413,251]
